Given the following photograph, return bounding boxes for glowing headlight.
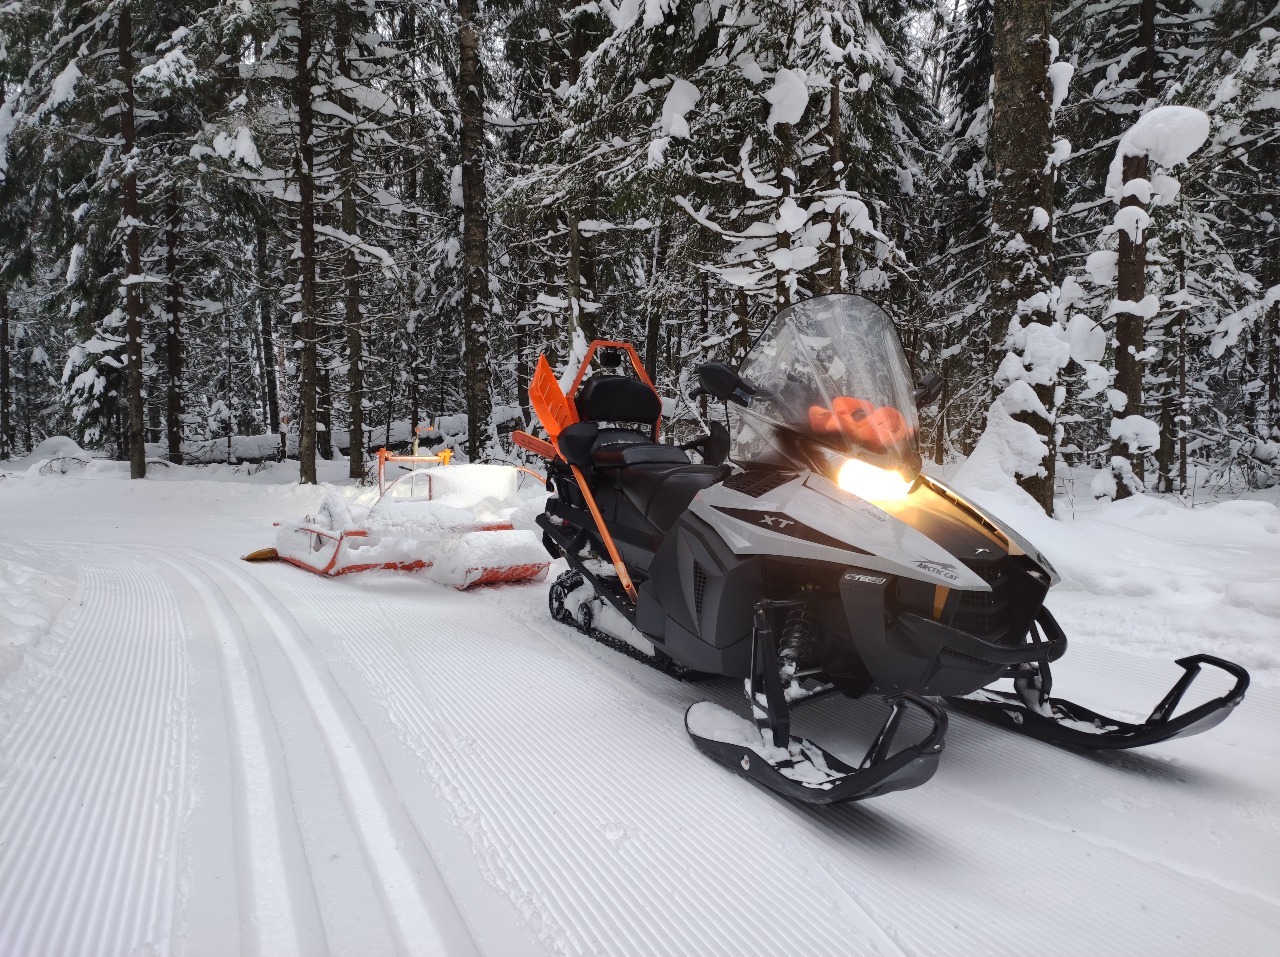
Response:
[836,458,913,502]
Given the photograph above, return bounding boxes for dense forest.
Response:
[1,0,1277,510]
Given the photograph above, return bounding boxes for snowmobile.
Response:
[515,294,1249,805]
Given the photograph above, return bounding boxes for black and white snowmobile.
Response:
[514,294,1249,805]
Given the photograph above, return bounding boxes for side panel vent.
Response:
[693,562,708,616]
[722,469,794,499]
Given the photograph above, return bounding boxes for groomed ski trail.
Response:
[263,559,911,957]
[1,533,1277,956]
[0,550,188,957]
[260,560,1280,957]
[160,550,482,957]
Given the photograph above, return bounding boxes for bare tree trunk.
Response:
[989,0,1056,512]
[514,282,530,422]
[1156,239,1185,492]
[0,85,7,458]
[1110,0,1157,498]
[165,187,184,464]
[255,226,281,436]
[581,181,600,336]
[1269,303,1279,437]
[540,211,560,368]
[699,273,710,418]
[295,0,318,483]
[826,80,843,294]
[318,360,333,460]
[566,216,598,342]
[775,125,793,309]
[644,221,667,380]
[733,287,751,361]
[337,6,364,479]
[1,284,10,460]
[458,0,493,458]
[403,4,421,445]
[120,4,146,479]
[1178,300,1188,491]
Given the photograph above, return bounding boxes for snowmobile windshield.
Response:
[730,294,921,480]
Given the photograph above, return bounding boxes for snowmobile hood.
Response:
[690,470,993,591]
[915,475,1062,585]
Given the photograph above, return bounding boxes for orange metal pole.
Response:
[570,464,638,603]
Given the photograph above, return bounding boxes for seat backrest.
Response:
[575,375,661,425]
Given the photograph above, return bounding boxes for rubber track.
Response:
[548,569,705,682]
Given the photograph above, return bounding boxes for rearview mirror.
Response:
[692,362,755,407]
[913,371,943,408]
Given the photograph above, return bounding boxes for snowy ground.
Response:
[1,450,1278,957]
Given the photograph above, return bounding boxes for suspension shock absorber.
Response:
[778,600,820,680]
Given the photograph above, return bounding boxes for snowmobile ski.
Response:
[947,652,1249,751]
[685,602,946,804]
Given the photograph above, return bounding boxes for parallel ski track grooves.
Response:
[786,689,1280,957]
[0,551,187,957]
[183,551,481,957]
[323,574,1278,957]
[157,553,317,957]
[288,572,906,957]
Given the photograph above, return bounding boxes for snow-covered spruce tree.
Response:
[557,1,938,386]
[228,0,328,480]
[966,0,1071,513]
[498,0,615,378]
[1178,7,1280,487]
[1049,2,1277,492]
[2,2,218,469]
[931,0,994,459]
[131,9,234,464]
[1071,106,1211,499]
[300,1,409,477]
[455,0,497,459]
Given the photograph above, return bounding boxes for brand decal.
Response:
[843,572,888,585]
[973,547,993,556]
[711,507,871,556]
[915,560,961,582]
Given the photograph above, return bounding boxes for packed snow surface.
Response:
[0,453,1277,956]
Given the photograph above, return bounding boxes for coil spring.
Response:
[778,604,820,667]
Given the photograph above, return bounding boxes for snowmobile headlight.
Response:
[836,457,913,502]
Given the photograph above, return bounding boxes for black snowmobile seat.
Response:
[619,463,722,532]
[563,375,687,468]
[575,374,662,425]
[557,422,690,468]
[563,374,715,526]
[593,444,689,467]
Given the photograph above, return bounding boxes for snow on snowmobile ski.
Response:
[516,294,1249,805]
